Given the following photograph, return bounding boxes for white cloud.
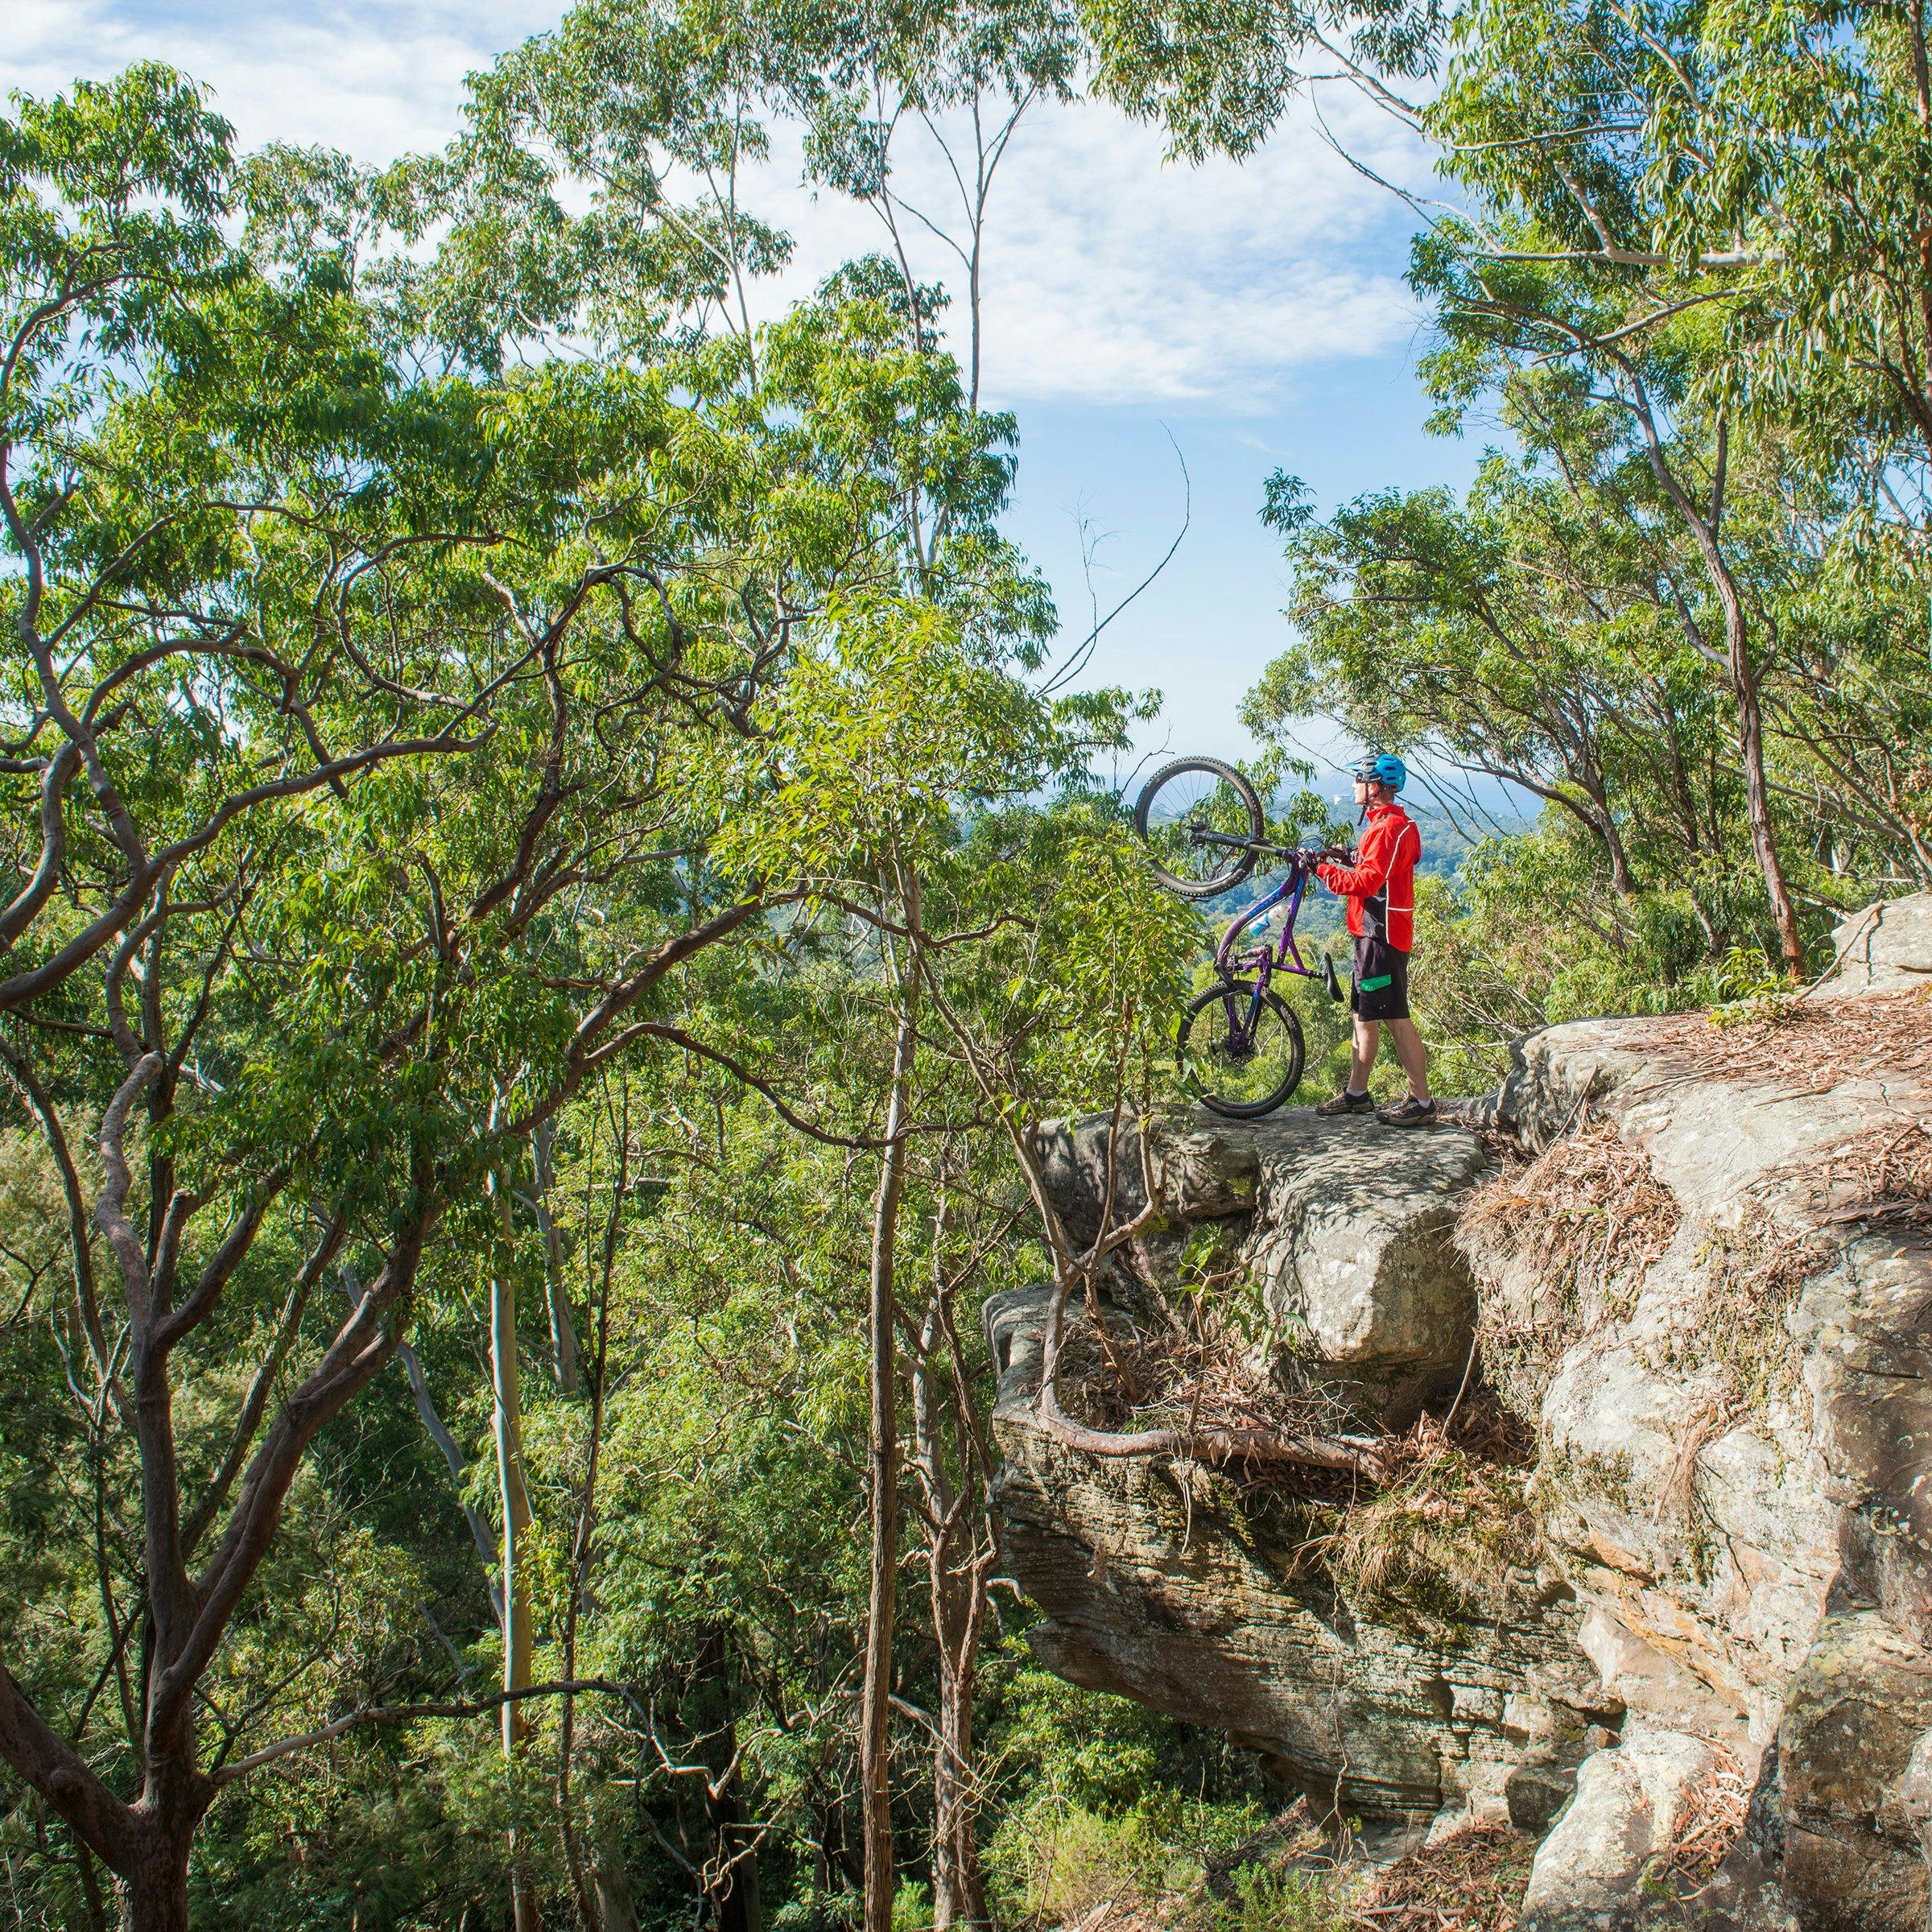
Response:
[6,2,1435,407]
[747,92,1433,407]
[8,0,567,156]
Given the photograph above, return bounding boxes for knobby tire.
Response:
[1178,978,1306,1119]
[1133,757,1265,899]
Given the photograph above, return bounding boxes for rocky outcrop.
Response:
[989,894,1932,1930]
[991,1110,1602,1823]
[1038,1108,1494,1428]
[990,1276,1594,1821]
[1827,890,1932,993]
[1517,1724,1798,1932]
[1519,1726,1720,1925]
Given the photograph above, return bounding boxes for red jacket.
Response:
[1318,802,1421,950]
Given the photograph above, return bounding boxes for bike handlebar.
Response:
[1189,831,1352,865]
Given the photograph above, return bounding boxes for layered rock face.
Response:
[989,894,1932,1930]
[1034,1108,1493,1428]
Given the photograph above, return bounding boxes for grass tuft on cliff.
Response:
[1457,1122,1681,1414]
[1311,1406,1539,1633]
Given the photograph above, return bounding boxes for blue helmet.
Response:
[1351,751,1408,792]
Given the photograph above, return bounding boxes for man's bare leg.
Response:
[1387,1017,1430,1100]
[1348,1018,1381,1093]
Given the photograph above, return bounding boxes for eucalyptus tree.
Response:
[1244,374,1846,959]
[796,0,1084,415]
[1407,0,1932,949]
[1073,0,1932,972]
[684,791,1203,1931]
[706,594,1066,1932]
[1248,464,1653,901]
[0,76,537,1926]
[1406,10,1804,964]
[1591,0,1932,477]
[444,0,803,370]
[399,11,1149,1923]
[0,50,1089,1926]
[0,69,494,1020]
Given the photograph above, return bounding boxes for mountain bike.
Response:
[1134,756,1348,1120]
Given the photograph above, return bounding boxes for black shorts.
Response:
[1351,935,1410,1022]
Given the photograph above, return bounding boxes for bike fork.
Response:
[1224,974,1266,1045]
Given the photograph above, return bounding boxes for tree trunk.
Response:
[1730,646,1806,976]
[1635,394,1805,976]
[561,1089,628,1932]
[1567,740,1635,902]
[913,1299,993,1932]
[117,1843,190,1932]
[490,1162,539,1932]
[345,1265,506,1624]
[77,1838,109,1932]
[861,927,920,1932]
[693,1625,762,1932]
[933,1629,989,1932]
[708,1779,763,1932]
[532,1118,582,1394]
[591,1847,641,1932]
[1587,795,1636,901]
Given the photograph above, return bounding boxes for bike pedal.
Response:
[1322,956,1344,1003]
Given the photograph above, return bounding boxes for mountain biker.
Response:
[1311,753,1435,1127]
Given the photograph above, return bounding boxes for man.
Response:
[1312,753,1435,1126]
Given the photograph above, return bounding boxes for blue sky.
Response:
[10,0,1482,798]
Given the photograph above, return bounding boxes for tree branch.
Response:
[208,1678,638,1787]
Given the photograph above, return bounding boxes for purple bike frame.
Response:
[1208,855,1326,1046]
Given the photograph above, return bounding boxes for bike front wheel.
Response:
[1178,978,1307,1119]
[1134,757,1264,899]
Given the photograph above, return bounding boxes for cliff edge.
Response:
[989,893,1932,1930]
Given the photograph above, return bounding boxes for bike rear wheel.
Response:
[1178,978,1307,1119]
[1134,757,1264,899]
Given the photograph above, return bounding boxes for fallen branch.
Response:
[1030,1397,1394,1481]
[208,1677,637,1786]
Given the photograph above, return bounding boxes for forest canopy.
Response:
[3,0,1931,1925]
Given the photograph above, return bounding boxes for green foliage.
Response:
[1208,1864,1352,1932]
[982,1670,1273,1923]
[1087,0,1932,1005]
[1081,0,1445,161]
[1705,945,1799,1027]
[17,0,1932,1918]
[891,1877,935,1932]
[0,15,1199,1922]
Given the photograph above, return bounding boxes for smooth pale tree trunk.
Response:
[489,1162,539,1932]
[398,1335,505,1624]
[591,1849,641,1932]
[912,1302,993,1930]
[861,920,921,1932]
[1731,646,1805,976]
[1690,503,1805,976]
[926,1508,991,1926]
[531,1118,581,1393]
[1638,399,1805,975]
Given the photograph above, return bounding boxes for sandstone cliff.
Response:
[988,893,1932,1930]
